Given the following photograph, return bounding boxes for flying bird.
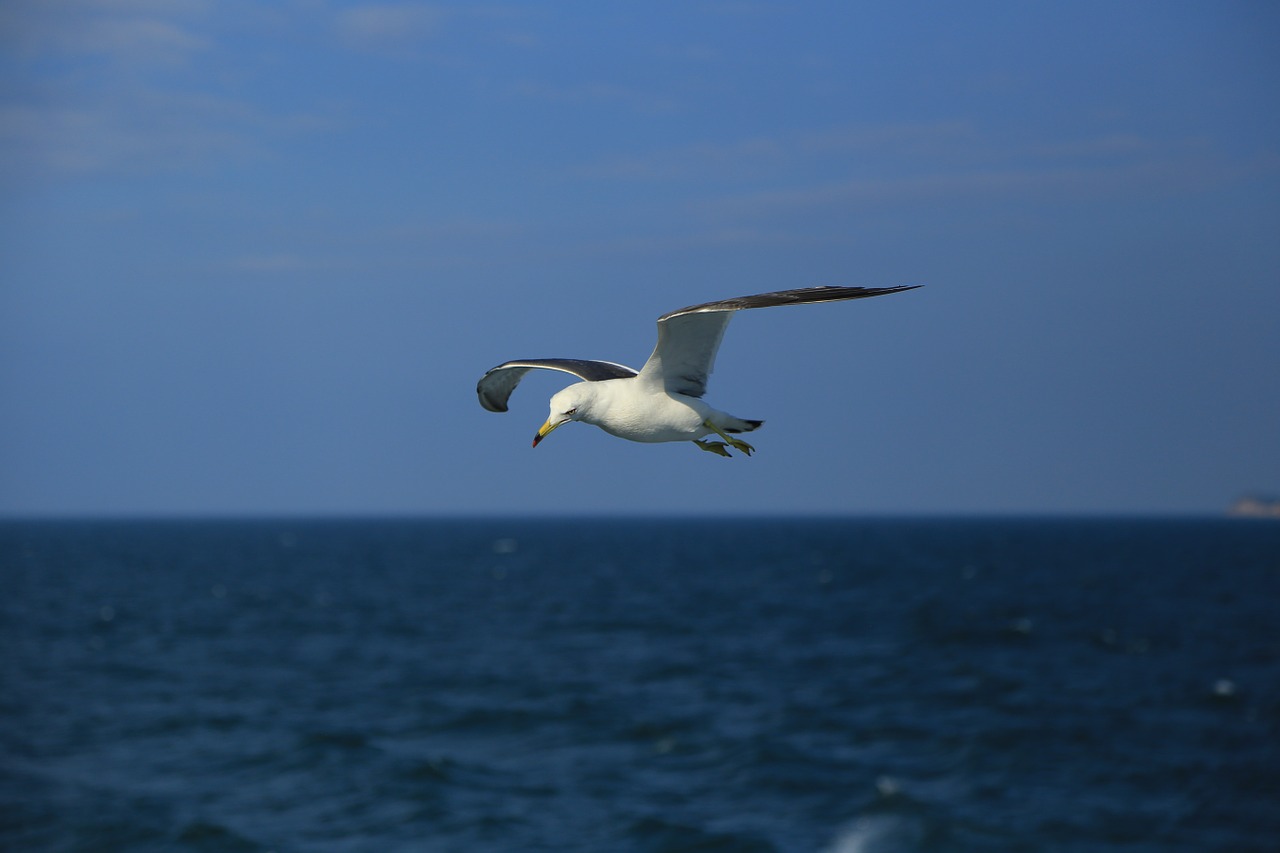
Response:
[476,285,920,456]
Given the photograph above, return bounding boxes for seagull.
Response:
[476,285,920,457]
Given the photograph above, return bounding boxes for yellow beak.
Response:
[532,418,564,448]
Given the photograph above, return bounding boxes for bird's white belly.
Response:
[591,390,711,444]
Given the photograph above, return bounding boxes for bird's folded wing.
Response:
[638,285,920,398]
[477,358,639,412]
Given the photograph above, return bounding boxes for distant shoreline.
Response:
[1228,495,1280,518]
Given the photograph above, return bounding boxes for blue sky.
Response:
[2,1,1278,516]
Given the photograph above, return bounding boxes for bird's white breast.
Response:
[582,379,711,443]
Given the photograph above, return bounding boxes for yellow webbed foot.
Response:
[694,439,732,457]
[702,420,755,457]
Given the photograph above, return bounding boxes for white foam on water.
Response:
[820,815,919,853]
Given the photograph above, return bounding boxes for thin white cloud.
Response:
[80,15,206,61]
[513,80,678,114]
[0,1,339,183]
[230,254,323,273]
[0,0,209,64]
[334,2,444,52]
[570,121,973,183]
[0,91,327,183]
[711,168,1082,215]
[1032,134,1151,160]
[566,120,1243,226]
[572,136,784,181]
[796,121,978,155]
[82,0,207,12]
[382,218,528,242]
[700,154,1247,222]
[496,29,540,48]
[567,226,818,260]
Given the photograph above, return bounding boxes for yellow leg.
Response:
[702,420,755,456]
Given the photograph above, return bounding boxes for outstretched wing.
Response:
[636,285,920,398]
[476,358,639,413]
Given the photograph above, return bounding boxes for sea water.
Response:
[2,518,1278,852]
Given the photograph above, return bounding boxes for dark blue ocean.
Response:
[2,518,1278,852]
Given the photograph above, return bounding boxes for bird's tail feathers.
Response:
[724,419,764,434]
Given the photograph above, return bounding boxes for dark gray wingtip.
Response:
[477,381,511,413]
[476,358,640,413]
[658,284,922,321]
[476,364,528,413]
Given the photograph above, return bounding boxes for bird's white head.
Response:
[532,384,593,448]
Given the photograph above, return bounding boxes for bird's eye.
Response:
[566,407,577,415]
